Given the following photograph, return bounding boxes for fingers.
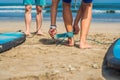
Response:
[48,28,57,38]
[73,25,79,34]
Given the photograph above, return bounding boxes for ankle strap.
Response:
[54,32,73,39]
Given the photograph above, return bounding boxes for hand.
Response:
[73,24,79,34]
[48,28,57,38]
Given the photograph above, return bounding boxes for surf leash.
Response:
[75,38,113,45]
[54,32,74,46]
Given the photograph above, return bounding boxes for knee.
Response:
[25,5,32,13]
[36,6,42,14]
[63,2,71,9]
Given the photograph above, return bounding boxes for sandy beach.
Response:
[0,21,120,80]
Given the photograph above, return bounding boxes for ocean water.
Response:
[0,2,120,22]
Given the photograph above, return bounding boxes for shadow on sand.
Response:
[39,38,68,46]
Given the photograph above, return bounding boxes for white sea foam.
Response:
[0,6,36,9]
[0,10,46,13]
[92,10,106,13]
[0,6,120,14]
[92,9,120,14]
[116,10,120,13]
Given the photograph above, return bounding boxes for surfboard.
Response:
[0,32,26,53]
[106,38,120,70]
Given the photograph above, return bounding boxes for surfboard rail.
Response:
[0,32,26,53]
[106,38,120,70]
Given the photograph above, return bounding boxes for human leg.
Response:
[79,2,92,49]
[36,6,44,35]
[23,0,34,35]
[49,0,60,38]
[73,4,83,34]
[24,5,32,35]
[51,0,60,26]
[73,0,92,35]
[62,1,74,46]
[35,0,46,35]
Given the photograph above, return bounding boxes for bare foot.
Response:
[24,32,33,38]
[24,31,31,36]
[79,43,92,49]
[73,25,79,34]
[37,31,45,36]
[65,38,74,47]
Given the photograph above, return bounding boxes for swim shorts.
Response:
[63,0,72,3]
[23,0,46,6]
[62,0,92,3]
[83,0,93,3]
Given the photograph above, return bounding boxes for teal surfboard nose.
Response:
[114,39,120,59]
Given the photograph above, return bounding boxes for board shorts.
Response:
[63,0,72,3]
[23,0,46,6]
[83,0,93,3]
[62,0,92,3]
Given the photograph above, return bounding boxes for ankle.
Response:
[68,38,74,44]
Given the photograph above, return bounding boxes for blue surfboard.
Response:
[0,32,26,53]
[106,38,120,70]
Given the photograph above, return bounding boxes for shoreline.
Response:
[0,18,120,23]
